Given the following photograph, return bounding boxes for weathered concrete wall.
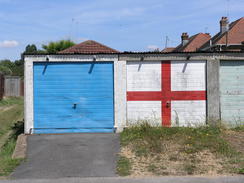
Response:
[114,60,127,132]
[206,59,220,124]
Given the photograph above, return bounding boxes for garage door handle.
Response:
[73,104,77,109]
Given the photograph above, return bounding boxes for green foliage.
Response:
[0,59,24,77]
[117,156,131,176]
[233,125,244,132]
[238,168,244,174]
[0,97,24,177]
[0,66,12,75]
[42,40,75,53]
[0,40,75,77]
[0,97,24,137]
[0,138,22,176]
[11,59,24,77]
[0,97,23,106]
[24,44,37,54]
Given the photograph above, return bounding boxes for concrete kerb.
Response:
[12,134,27,159]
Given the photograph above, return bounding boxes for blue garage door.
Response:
[33,62,114,133]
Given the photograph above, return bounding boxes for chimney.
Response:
[181,32,189,46]
[220,17,229,34]
[241,41,244,51]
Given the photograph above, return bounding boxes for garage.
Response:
[126,60,206,127]
[33,62,114,133]
[220,60,244,126]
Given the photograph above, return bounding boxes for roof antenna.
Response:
[164,36,169,48]
[204,27,208,33]
[226,0,230,17]
[69,18,75,41]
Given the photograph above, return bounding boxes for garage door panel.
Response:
[34,62,114,133]
[33,128,113,134]
[34,117,114,129]
[220,61,244,125]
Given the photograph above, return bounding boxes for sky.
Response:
[0,0,243,60]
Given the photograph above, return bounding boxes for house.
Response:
[200,17,244,51]
[173,33,211,52]
[59,40,119,54]
[162,32,211,52]
[163,17,244,52]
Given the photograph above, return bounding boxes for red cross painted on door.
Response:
[127,61,206,126]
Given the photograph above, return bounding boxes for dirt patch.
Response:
[120,146,228,177]
[0,105,15,113]
[118,124,244,176]
[223,130,244,153]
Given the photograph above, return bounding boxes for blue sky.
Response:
[0,0,243,60]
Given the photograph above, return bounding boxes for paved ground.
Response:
[11,134,120,179]
[2,176,244,183]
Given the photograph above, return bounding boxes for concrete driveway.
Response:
[11,134,120,179]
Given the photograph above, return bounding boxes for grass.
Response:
[233,125,244,132]
[0,139,23,176]
[0,97,24,138]
[117,156,131,176]
[121,123,237,157]
[118,122,244,176]
[0,97,23,107]
[0,97,24,177]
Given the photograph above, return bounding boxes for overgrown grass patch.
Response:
[232,125,244,132]
[0,138,23,176]
[0,97,23,107]
[116,156,131,176]
[118,122,244,176]
[0,97,24,177]
[0,97,23,138]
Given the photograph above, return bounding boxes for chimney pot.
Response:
[181,32,189,46]
[220,17,229,33]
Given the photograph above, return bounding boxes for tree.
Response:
[0,59,24,77]
[24,44,38,54]
[153,48,160,52]
[42,40,75,53]
[0,59,14,71]
[12,59,24,77]
[0,65,12,75]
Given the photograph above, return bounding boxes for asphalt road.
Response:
[11,134,120,179]
[1,176,244,183]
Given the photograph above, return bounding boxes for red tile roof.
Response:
[59,40,119,54]
[174,33,211,52]
[162,47,175,52]
[215,17,244,45]
[200,17,244,50]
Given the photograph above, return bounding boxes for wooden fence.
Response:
[0,74,4,100]
[3,76,24,97]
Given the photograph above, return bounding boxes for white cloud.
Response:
[0,40,19,48]
[147,45,159,51]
